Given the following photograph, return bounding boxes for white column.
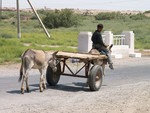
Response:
[78,32,92,53]
[103,31,113,46]
[121,31,135,54]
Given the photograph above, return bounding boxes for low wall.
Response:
[111,45,129,58]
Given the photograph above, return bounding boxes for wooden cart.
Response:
[46,51,107,91]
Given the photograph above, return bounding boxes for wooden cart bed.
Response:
[56,51,107,61]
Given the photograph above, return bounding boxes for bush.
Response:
[130,13,148,20]
[0,33,12,38]
[95,12,124,20]
[1,11,16,19]
[37,9,49,15]
[1,13,10,19]
[43,9,80,29]
[43,10,60,29]
[30,15,37,20]
[145,10,150,13]
[59,9,79,27]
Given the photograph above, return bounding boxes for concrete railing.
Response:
[102,35,106,42]
[113,35,125,45]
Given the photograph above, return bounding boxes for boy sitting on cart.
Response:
[91,24,114,70]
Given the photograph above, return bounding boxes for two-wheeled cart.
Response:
[46,51,107,91]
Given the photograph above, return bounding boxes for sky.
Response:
[2,0,150,11]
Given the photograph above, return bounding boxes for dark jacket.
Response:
[91,30,105,47]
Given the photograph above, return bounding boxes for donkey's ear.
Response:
[52,51,58,57]
[109,44,113,50]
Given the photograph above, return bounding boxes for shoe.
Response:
[109,64,114,70]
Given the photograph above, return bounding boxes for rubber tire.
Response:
[88,65,103,91]
[46,63,61,86]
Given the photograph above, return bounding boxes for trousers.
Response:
[92,44,113,64]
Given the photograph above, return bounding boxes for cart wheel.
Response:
[46,63,61,86]
[88,65,103,91]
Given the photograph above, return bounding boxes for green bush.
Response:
[130,13,148,20]
[43,9,80,29]
[145,10,150,13]
[59,9,79,27]
[43,10,60,28]
[1,11,16,19]
[37,9,49,15]
[0,33,13,38]
[95,12,124,20]
[1,13,10,19]
[30,15,37,20]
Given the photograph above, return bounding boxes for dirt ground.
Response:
[0,56,150,113]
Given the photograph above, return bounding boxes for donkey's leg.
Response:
[39,69,44,92]
[24,61,33,93]
[102,64,105,77]
[21,69,30,94]
[41,67,47,89]
[21,71,27,94]
[26,75,29,93]
[40,68,47,89]
[21,75,25,94]
[25,63,33,93]
[43,73,47,89]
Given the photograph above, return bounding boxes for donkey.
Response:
[19,49,58,94]
[85,44,113,86]
[89,44,113,77]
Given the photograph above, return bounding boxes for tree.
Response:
[43,9,80,29]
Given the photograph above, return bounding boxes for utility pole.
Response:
[16,0,21,38]
[27,0,50,38]
[0,0,2,21]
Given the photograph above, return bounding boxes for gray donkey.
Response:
[19,49,58,94]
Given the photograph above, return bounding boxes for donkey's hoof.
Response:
[26,87,30,93]
[21,88,24,94]
[40,87,43,92]
[86,82,89,87]
[21,91,24,94]
[86,84,89,87]
[43,85,47,89]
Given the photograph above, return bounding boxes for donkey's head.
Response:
[48,51,58,72]
[108,44,113,52]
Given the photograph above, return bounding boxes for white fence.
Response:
[78,31,141,58]
[113,35,125,45]
[102,35,106,42]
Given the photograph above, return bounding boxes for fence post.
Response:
[16,0,21,38]
[122,31,135,53]
[78,32,92,53]
[103,31,113,46]
[0,0,2,21]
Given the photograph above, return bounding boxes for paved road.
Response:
[0,60,150,95]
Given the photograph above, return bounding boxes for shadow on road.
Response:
[6,82,107,94]
[6,84,40,94]
[72,82,87,87]
[26,82,90,92]
[7,90,21,94]
[7,88,39,94]
[47,82,91,92]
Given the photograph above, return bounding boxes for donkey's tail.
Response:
[18,59,23,82]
